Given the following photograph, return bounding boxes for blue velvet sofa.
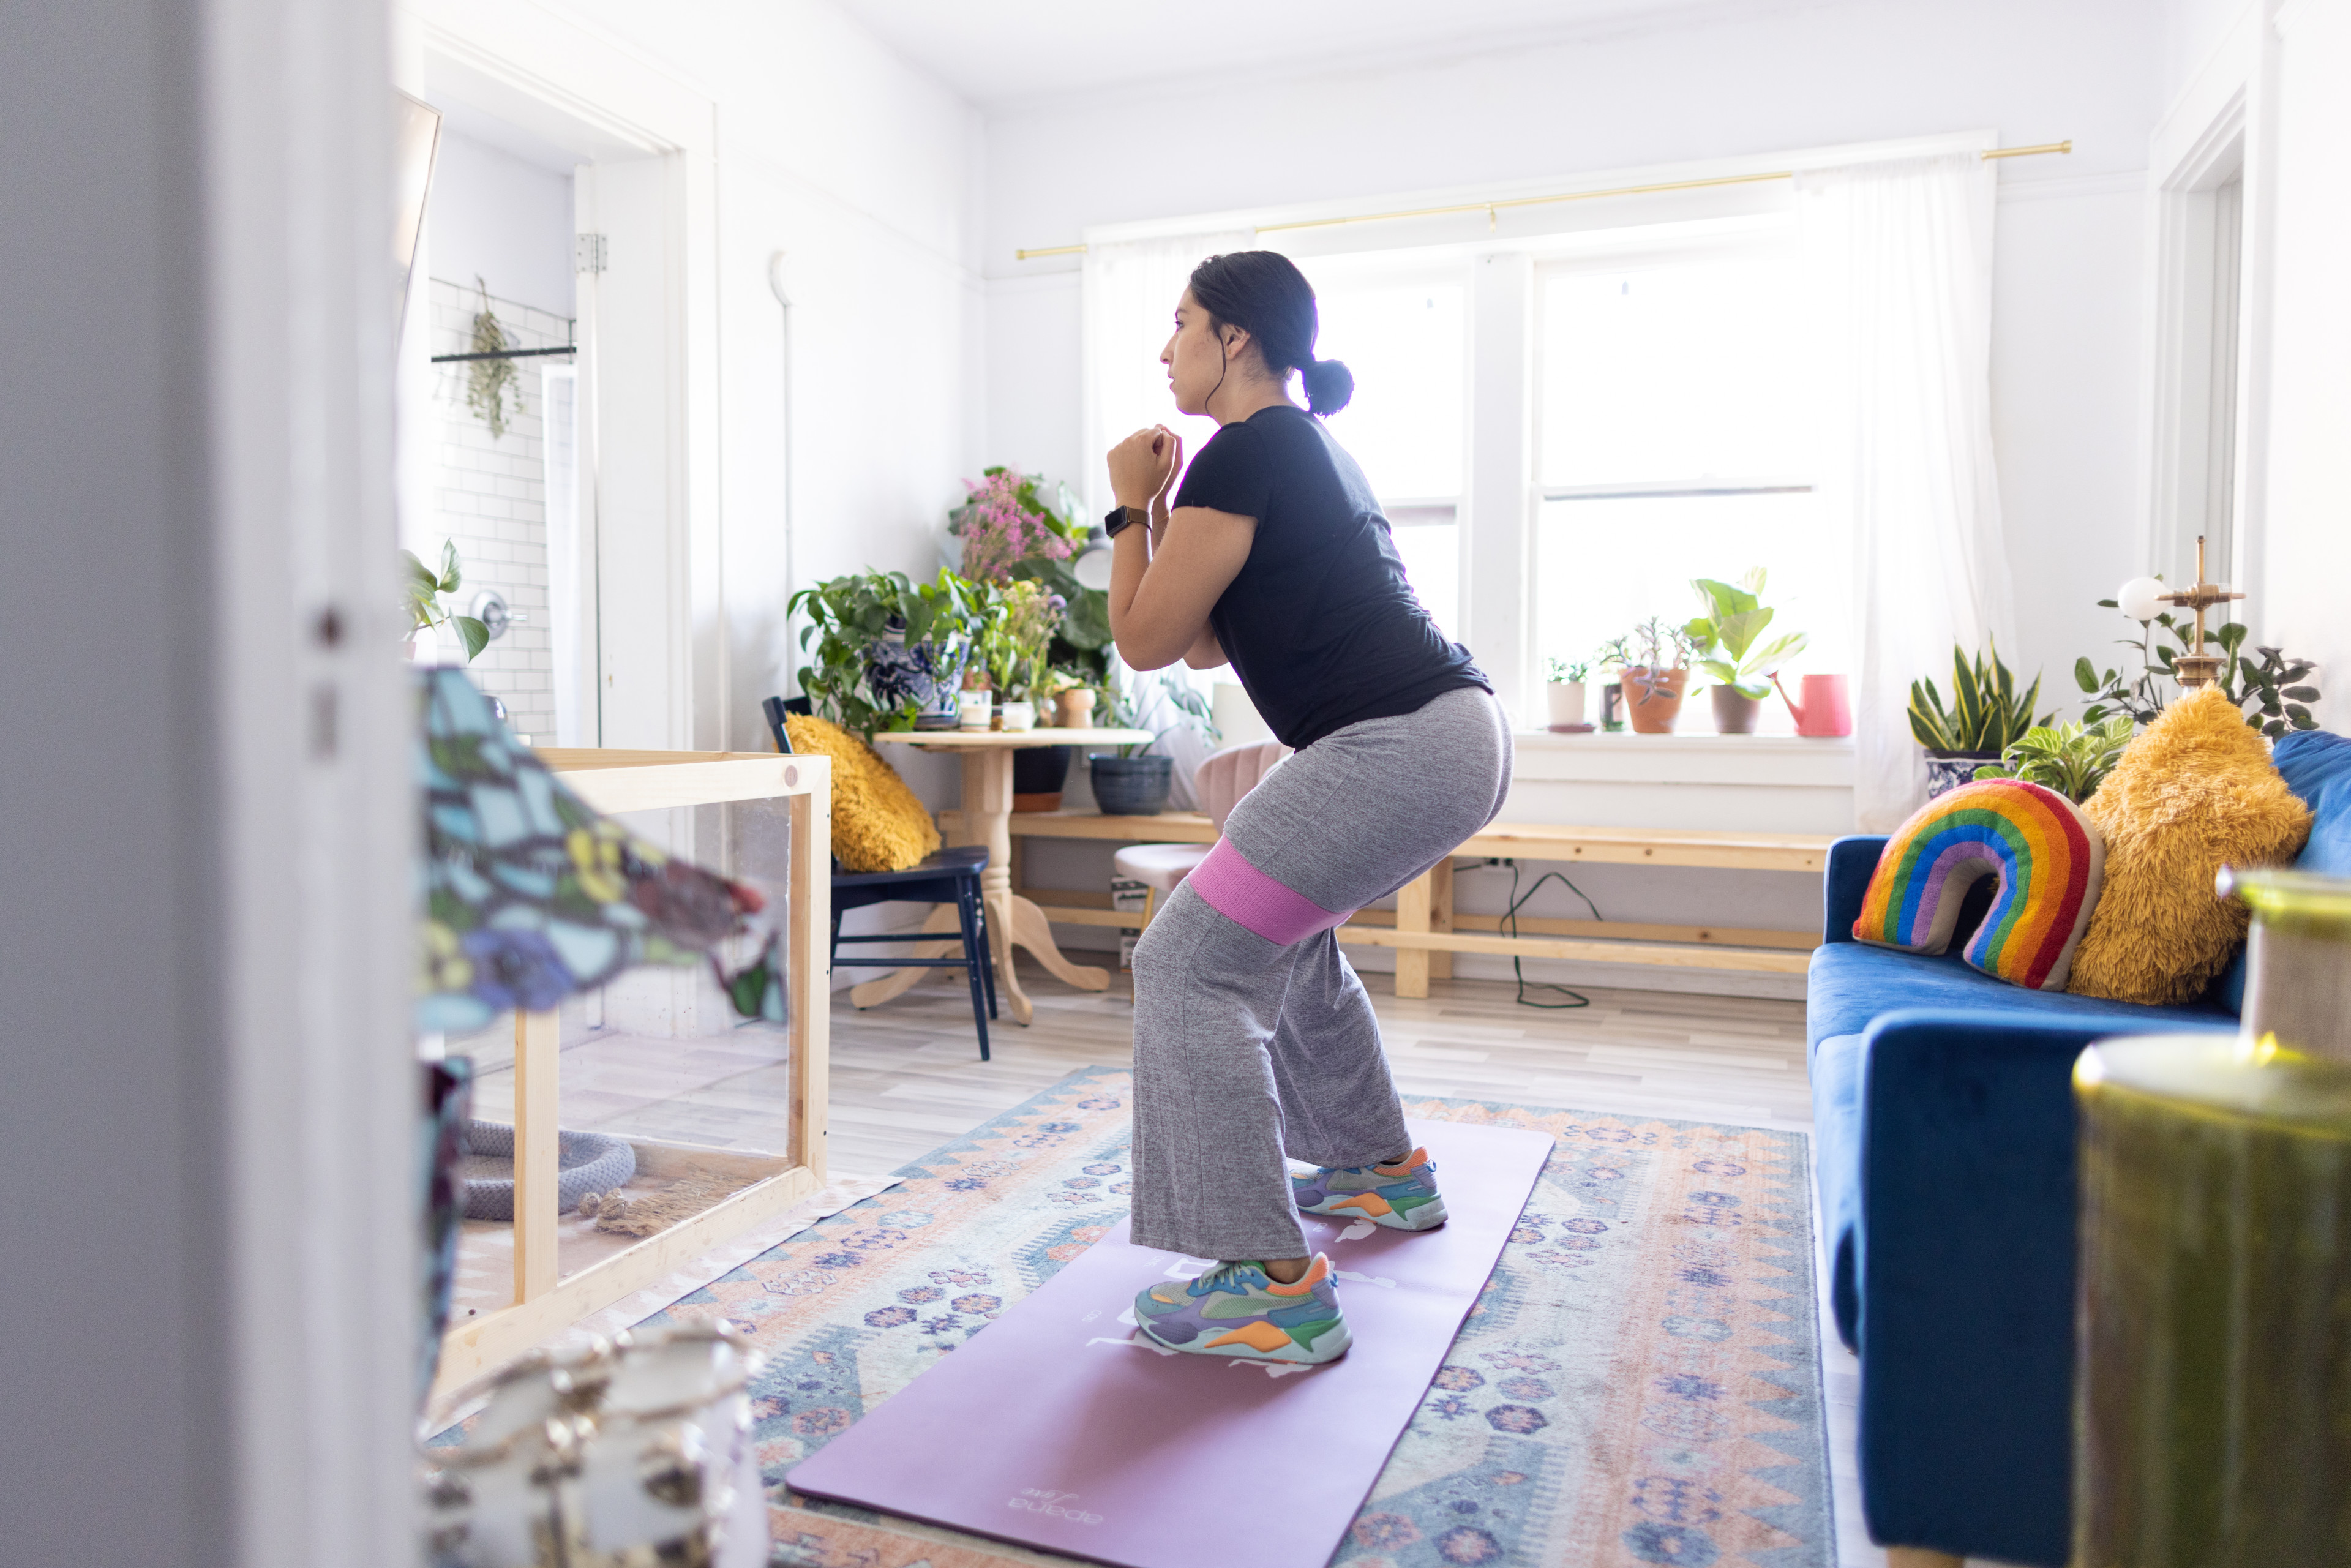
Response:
[1807,729,2351,1566]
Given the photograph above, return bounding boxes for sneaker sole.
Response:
[1137,1317,1353,1365]
[1300,1193,1450,1231]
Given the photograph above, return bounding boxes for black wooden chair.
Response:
[764,694,999,1061]
[829,847,999,1060]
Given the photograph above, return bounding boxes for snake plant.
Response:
[1908,639,2052,754]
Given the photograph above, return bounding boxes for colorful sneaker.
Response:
[1292,1147,1449,1231]
[1132,1256,1351,1364]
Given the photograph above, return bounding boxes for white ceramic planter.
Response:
[958,690,993,731]
[1545,681,1588,727]
[998,699,1036,733]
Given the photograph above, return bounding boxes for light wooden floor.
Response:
[824,968,1812,1180]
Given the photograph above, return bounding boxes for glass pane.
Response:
[1387,514,1460,645]
[1308,277,1465,501]
[1535,492,1848,732]
[1540,255,1812,487]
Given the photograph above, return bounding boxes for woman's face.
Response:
[1161,290,1240,417]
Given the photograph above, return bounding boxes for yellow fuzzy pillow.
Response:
[2065,686,2310,1004]
[783,715,942,873]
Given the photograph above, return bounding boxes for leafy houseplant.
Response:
[1972,716,2137,804]
[1909,639,2053,798]
[950,467,1114,691]
[789,569,988,737]
[1616,617,1700,735]
[403,541,489,661]
[465,278,522,440]
[1684,569,1808,735]
[1543,656,1591,729]
[2077,587,2321,738]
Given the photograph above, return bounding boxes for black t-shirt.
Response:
[1172,404,1490,750]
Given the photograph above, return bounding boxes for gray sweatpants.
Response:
[1128,686,1514,1261]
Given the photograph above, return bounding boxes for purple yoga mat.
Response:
[786,1118,1553,1568]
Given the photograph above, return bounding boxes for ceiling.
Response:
[834,0,1732,110]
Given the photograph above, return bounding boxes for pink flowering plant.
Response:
[951,467,1081,584]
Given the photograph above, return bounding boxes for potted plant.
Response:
[1908,639,2051,797]
[1616,617,1698,734]
[1685,570,1807,735]
[1090,672,1220,816]
[789,569,986,737]
[1543,656,1590,728]
[1971,716,2136,804]
[2077,582,2322,737]
[950,465,1116,701]
[402,541,489,662]
[977,578,1063,733]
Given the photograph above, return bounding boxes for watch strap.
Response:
[1104,505,1149,537]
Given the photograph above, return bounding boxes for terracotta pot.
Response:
[1711,685,1763,735]
[1056,689,1097,729]
[1622,666,1689,733]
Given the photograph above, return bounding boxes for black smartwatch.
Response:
[1104,505,1149,538]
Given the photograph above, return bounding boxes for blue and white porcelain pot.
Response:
[866,628,967,730]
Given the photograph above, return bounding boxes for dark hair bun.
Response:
[1187,250,1359,417]
[1300,358,1354,416]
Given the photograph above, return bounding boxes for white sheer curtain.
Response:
[1081,229,1253,519]
[1799,152,2015,831]
[1082,230,1252,809]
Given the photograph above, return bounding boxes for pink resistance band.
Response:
[1187,838,1357,946]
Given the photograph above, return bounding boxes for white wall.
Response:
[982,0,2164,726]
[428,127,576,318]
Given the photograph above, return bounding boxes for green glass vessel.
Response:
[2072,869,2351,1568]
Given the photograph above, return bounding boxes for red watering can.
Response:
[1772,673,1852,737]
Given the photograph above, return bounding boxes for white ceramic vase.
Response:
[1545,681,1588,727]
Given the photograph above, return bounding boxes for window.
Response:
[1300,264,1466,641]
[1533,244,1846,727]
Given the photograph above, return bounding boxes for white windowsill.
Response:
[1511,728,1855,789]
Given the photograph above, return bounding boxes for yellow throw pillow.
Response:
[784,715,942,874]
[2066,686,2311,1004]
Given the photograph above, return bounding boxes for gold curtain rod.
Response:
[1015,140,2071,258]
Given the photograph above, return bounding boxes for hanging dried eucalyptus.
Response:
[465,276,520,439]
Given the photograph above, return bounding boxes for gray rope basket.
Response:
[460,1120,637,1222]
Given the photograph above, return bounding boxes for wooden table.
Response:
[868,729,1152,1026]
[1007,810,1834,997]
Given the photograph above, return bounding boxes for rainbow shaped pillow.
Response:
[1855,778,2107,991]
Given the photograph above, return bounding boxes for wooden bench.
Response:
[1007,811,1831,998]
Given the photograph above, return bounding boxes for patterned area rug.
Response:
[629,1067,1829,1568]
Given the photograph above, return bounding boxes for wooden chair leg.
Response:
[1884,1548,1963,1568]
[1140,886,1158,928]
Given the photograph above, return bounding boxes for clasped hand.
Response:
[1107,425,1185,514]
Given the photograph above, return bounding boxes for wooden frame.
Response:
[432,750,830,1403]
[1006,810,1828,994]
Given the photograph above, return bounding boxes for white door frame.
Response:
[2143,1,2269,591]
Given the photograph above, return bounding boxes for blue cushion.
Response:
[2275,728,2351,876]
[2205,729,2350,1009]
[1805,942,2229,1053]
[1809,1031,1866,1351]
